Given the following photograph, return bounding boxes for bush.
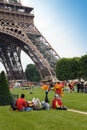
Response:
[0,71,13,105]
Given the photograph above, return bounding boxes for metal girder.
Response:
[0,1,60,81]
[0,39,26,80]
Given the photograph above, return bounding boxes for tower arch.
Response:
[0,0,60,81]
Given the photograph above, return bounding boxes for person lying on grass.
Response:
[28,98,51,110]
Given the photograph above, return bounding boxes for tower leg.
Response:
[0,43,25,80]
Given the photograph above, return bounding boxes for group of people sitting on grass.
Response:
[11,81,67,111]
[11,93,67,111]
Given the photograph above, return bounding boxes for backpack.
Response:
[10,99,17,110]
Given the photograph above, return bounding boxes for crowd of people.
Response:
[11,81,67,111]
[11,80,87,112]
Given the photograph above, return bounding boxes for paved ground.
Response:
[68,109,87,115]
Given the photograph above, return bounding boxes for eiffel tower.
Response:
[0,0,60,82]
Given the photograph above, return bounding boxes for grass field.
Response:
[0,86,87,130]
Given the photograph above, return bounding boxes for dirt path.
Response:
[68,109,87,115]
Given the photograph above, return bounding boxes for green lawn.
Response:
[0,86,87,130]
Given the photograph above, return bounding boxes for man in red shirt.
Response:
[16,94,32,111]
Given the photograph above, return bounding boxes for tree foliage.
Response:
[25,64,41,82]
[56,57,81,81]
[56,58,69,81]
[80,54,87,80]
[0,71,13,105]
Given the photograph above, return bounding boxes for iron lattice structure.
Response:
[0,0,60,81]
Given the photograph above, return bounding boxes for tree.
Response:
[68,57,80,80]
[56,57,80,81]
[25,64,41,82]
[80,54,87,80]
[56,58,69,81]
[0,71,13,105]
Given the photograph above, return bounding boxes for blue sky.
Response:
[0,0,87,71]
[21,0,87,70]
[21,0,87,57]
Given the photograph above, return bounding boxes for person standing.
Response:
[41,82,49,103]
[53,82,63,98]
